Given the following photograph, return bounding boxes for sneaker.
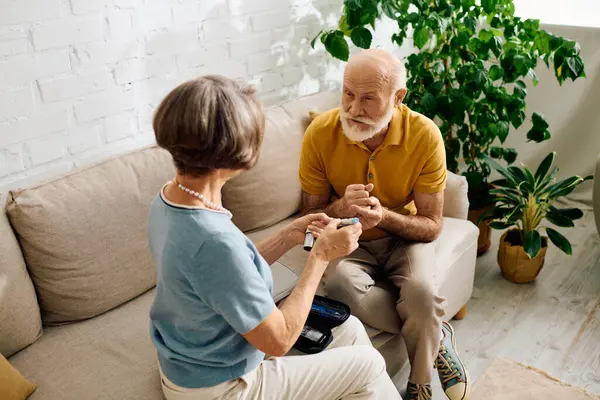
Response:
[436,321,471,400]
[406,382,432,400]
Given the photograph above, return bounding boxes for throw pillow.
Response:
[0,353,37,400]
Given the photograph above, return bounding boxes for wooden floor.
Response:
[393,211,600,398]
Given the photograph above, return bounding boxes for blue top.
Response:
[147,188,275,388]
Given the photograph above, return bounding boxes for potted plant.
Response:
[312,0,586,254]
[479,152,592,283]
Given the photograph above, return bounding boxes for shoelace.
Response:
[436,347,463,384]
[407,384,432,400]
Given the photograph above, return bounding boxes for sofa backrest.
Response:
[6,147,175,324]
[0,203,42,357]
[222,91,340,232]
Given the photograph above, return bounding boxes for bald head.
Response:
[344,49,406,93]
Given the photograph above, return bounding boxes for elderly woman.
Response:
[147,75,402,400]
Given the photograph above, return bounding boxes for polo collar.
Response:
[340,106,404,150]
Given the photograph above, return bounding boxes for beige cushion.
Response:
[0,353,37,400]
[0,206,42,357]
[443,172,470,220]
[222,93,341,233]
[280,92,340,128]
[6,147,175,324]
[8,290,162,400]
[223,107,304,232]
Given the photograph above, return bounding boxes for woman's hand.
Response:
[312,219,362,262]
[285,213,331,246]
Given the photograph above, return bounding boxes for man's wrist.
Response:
[378,207,393,229]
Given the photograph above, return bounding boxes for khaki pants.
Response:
[323,238,447,385]
[160,315,401,400]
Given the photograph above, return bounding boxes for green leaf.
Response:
[474,68,488,88]
[489,221,513,230]
[420,92,437,113]
[381,0,401,19]
[526,126,551,143]
[524,230,542,259]
[567,56,585,77]
[324,33,350,61]
[523,19,540,37]
[482,0,497,13]
[534,152,555,184]
[532,113,549,128]
[534,31,550,54]
[464,15,477,32]
[497,121,510,143]
[490,146,503,159]
[546,227,572,255]
[546,211,575,227]
[503,148,518,164]
[489,188,521,204]
[414,26,429,49]
[489,65,504,81]
[528,68,539,86]
[407,12,420,24]
[510,110,526,129]
[549,207,584,221]
[546,176,584,199]
[462,0,476,10]
[350,27,373,49]
[479,30,494,42]
[483,154,518,186]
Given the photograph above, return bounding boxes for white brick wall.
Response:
[0,0,403,191]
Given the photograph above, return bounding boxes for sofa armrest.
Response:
[594,154,600,235]
[443,172,470,220]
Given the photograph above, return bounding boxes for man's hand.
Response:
[355,196,384,230]
[340,183,376,216]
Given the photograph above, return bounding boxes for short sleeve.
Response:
[414,124,447,193]
[299,122,331,196]
[186,235,275,334]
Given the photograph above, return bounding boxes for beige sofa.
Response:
[0,92,478,399]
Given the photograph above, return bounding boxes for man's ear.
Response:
[395,88,407,106]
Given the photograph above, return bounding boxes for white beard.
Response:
[340,101,395,142]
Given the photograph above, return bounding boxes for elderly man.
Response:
[299,49,470,400]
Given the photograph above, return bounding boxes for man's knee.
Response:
[323,260,365,302]
[398,275,443,316]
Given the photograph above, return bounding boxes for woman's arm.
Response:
[243,251,328,356]
[243,220,361,356]
[255,213,331,265]
[255,232,295,266]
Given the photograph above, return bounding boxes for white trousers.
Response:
[160,316,402,400]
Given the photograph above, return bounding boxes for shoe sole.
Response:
[443,321,471,400]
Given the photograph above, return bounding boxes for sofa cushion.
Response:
[443,172,470,220]
[8,290,162,400]
[6,147,175,324]
[0,206,42,357]
[222,92,340,233]
[222,107,304,232]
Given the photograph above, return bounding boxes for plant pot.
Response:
[468,206,492,256]
[497,230,548,283]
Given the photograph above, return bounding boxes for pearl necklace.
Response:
[175,181,232,218]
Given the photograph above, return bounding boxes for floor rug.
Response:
[471,358,600,400]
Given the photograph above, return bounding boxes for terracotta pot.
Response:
[468,207,492,256]
[497,230,548,283]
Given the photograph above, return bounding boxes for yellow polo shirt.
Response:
[299,104,447,241]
